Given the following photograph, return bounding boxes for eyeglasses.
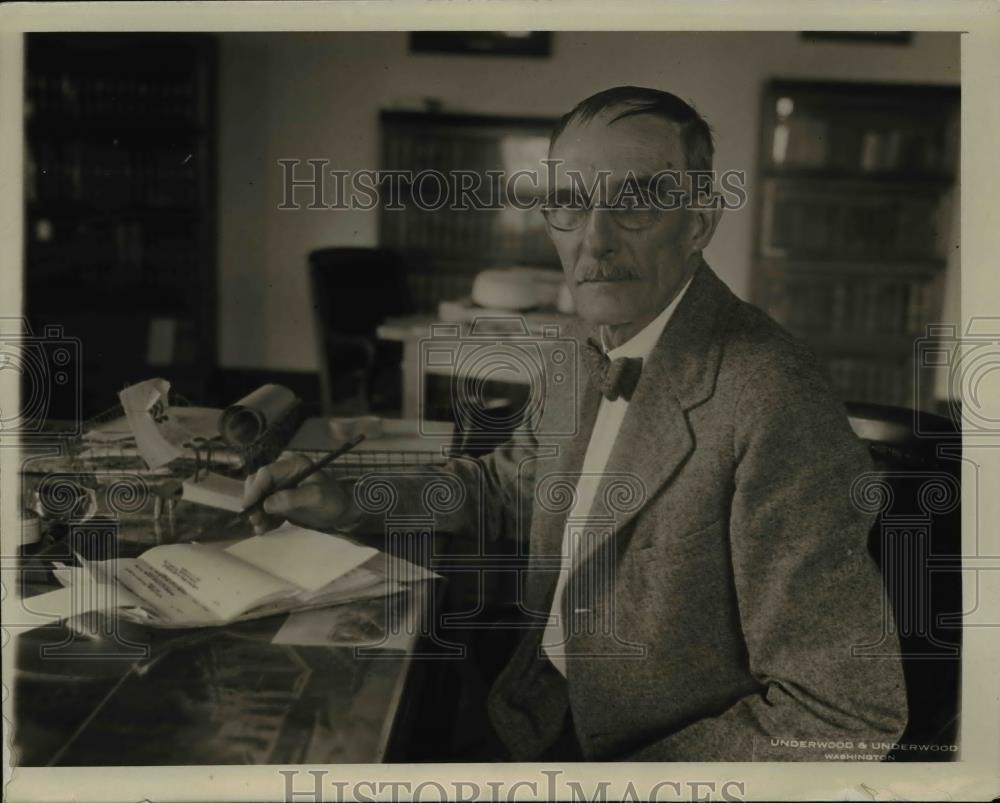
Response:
[541,185,683,232]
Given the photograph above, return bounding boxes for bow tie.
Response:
[582,338,643,402]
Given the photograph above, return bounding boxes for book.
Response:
[34,523,437,629]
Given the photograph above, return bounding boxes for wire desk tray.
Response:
[292,447,451,483]
[23,392,306,481]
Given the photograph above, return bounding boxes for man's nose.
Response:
[580,207,619,257]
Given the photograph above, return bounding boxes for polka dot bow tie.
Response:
[582,338,643,402]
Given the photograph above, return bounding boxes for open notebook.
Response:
[39,523,437,629]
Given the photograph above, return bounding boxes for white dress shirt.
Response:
[541,276,694,676]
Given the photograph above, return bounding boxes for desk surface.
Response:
[13,458,439,766]
[14,593,425,765]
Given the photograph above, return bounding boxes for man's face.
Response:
[546,111,696,331]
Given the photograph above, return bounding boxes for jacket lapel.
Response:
[524,260,737,604]
[582,259,737,551]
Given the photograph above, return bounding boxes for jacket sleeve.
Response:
[626,348,909,761]
[351,414,540,547]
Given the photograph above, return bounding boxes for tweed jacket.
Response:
[362,258,908,761]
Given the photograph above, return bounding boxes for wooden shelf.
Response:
[27,202,202,222]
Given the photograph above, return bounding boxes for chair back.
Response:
[308,248,415,414]
[846,401,961,758]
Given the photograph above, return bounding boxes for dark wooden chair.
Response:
[845,401,962,760]
[308,247,415,416]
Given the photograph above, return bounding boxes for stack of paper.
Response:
[28,523,437,629]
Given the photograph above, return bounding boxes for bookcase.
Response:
[24,34,217,419]
[378,110,560,312]
[750,80,959,411]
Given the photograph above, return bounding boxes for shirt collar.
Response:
[600,274,695,361]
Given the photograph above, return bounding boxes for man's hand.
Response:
[242,454,358,535]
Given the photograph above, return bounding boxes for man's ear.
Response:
[685,206,723,258]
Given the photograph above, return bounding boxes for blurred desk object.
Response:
[377,312,575,420]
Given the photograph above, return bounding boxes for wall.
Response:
[217,31,960,371]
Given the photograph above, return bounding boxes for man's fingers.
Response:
[243,456,312,534]
[262,490,291,516]
[242,461,346,535]
[248,510,270,535]
[243,472,272,509]
[300,470,332,487]
[243,455,312,507]
[262,485,322,516]
[260,483,347,533]
[271,454,314,480]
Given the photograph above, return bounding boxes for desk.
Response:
[14,592,429,765]
[12,438,445,765]
[288,416,454,457]
[377,312,575,420]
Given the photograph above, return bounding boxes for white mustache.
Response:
[578,263,641,282]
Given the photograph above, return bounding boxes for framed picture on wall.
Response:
[409,31,552,57]
[801,31,913,44]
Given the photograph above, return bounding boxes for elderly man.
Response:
[246,86,908,761]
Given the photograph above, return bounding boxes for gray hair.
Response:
[550,85,715,173]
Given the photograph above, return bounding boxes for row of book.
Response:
[25,73,200,121]
[27,141,201,208]
[380,124,556,270]
[763,274,941,337]
[766,190,947,261]
[770,114,950,174]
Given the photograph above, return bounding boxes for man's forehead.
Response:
[550,110,685,176]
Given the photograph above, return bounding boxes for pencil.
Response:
[231,433,366,525]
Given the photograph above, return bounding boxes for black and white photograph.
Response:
[1,4,998,802]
